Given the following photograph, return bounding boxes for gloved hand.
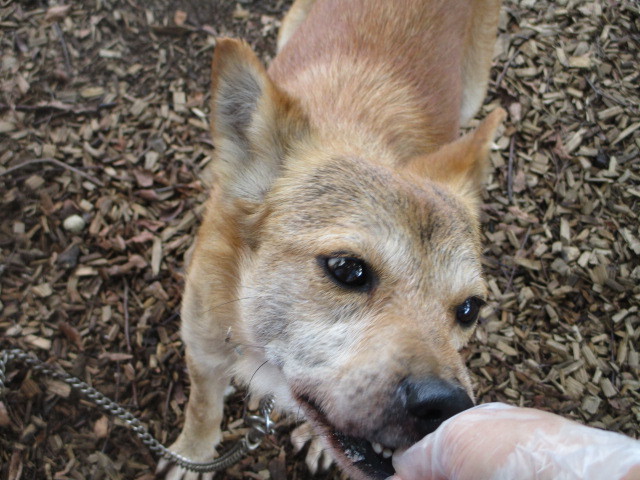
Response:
[391,402,640,480]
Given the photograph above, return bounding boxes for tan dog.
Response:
[160,0,504,479]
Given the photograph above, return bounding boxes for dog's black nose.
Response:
[403,377,474,436]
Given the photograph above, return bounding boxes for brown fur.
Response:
[159,1,503,479]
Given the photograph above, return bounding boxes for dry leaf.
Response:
[128,231,155,243]
[44,4,71,23]
[58,321,84,350]
[93,415,109,438]
[45,379,71,398]
[8,449,23,480]
[233,4,250,19]
[133,169,154,188]
[0,401,10,427]
[24,335,52,350]
[174,10,187,26]
[105,254,147,275]
[99,352,134,362]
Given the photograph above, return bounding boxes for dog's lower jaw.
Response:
[235,350,395,478]
[295,394,397,480]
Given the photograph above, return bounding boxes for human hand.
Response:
[391,402,640,480]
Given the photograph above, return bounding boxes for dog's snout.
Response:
[403,377,474,436]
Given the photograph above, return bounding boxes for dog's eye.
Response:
[325,257,370,289]
[455,297,485,326]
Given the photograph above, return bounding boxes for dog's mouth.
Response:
[296,394,396,480]
[332,431,396,480]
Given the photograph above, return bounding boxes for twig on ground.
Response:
[53,22,73,76]
[123,280,132,354]
[584,75,631,107]
[507,135,516,203]
[0,102,117,114]
[0,158,105,187]
[494,48,519,90]
[504,225,532,293]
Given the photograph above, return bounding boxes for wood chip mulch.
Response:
[1,0,638,479]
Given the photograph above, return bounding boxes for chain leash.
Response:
[0,348,276,473]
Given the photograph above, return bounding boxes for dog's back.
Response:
[272,0,500,159]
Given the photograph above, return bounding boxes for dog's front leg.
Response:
[176,349,231,455]
[157,268,234,479]
[157,348,231,480]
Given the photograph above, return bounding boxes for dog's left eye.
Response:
[324,257,370,289]
[455,297,485,326]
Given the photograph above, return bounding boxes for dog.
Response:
[159,0,504,478]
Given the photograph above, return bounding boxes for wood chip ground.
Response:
[1,0,638,479]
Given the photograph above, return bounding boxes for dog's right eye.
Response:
[324,257,370,289]
[455,296,485,327]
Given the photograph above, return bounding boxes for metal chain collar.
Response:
[0,347,276,473]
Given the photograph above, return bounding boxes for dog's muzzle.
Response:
[304,376,474,479]
[402,376,475,437]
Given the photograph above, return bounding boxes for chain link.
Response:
[0,348,276,473]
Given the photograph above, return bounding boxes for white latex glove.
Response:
[391,402,640,480]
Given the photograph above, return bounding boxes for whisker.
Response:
[244,359,270,401]
[202,295,262,315]
[289,430,330,441]
[228,341,266,350]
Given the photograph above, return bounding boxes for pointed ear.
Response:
[210,38,309,203]
[405,108,506,199]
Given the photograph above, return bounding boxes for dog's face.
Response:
[240,157,483,477]
[210,39,504,479]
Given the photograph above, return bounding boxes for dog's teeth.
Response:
[371,442,382,454]
[382,448,393,458]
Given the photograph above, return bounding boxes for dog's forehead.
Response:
[275,157,475,242]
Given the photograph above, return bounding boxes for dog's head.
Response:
[210,39,505,479]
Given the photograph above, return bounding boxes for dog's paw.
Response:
[156,458,216,480]
[291,422,334,474]
[155,435,220,480]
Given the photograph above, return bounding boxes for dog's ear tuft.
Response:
[210,38,309,203]
[405,108,506,203]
